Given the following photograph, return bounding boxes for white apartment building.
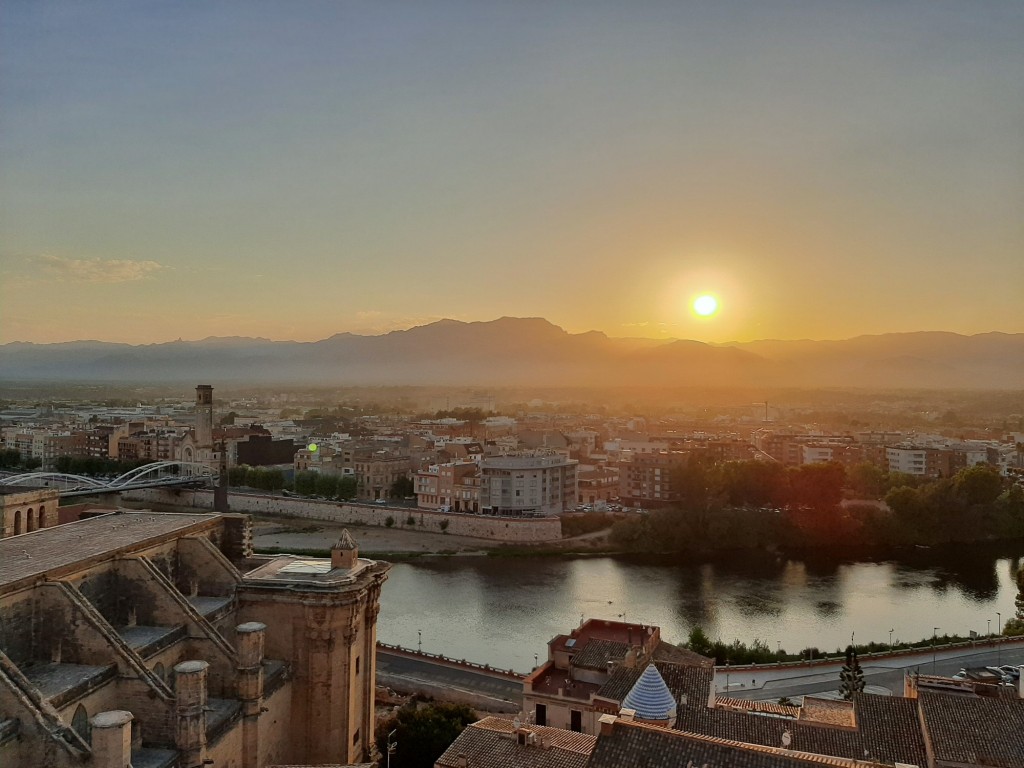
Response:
[480,454,578,517]
[886,446,930,476]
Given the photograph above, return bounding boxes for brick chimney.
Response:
[598,713,617,736]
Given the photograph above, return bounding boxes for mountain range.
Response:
[2,317,1022,389]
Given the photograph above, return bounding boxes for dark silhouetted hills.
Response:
[1,318,1021,388]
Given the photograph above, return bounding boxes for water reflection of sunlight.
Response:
[376,548,1023,671]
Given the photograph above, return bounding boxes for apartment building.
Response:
[480,454,577,517]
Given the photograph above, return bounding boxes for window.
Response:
[353,729,360,745]
[72,704,91,745]
[570,709,582,732]
[535,703,547,726]
[355,656,361,674]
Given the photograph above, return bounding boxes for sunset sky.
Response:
[2,1,1022,345]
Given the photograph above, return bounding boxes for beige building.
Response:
[414,461,480,512]
[521,618,712,736]
[480,454,577,517]
[0,510,388,767]
[0,486,59,538]
[354,452,412,501]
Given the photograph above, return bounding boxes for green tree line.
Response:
[610,461,1024,554]
[0,449,42,471]
[53,455,150,476]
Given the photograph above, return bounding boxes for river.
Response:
[376,543,1023,672]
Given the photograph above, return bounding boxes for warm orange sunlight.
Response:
[693,294,719,317]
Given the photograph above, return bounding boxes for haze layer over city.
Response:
[2,3,1024,768]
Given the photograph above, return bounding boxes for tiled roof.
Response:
[598,661,713,705]
[572,639,628,670]
[0,511,220,590]
[622,664,677,721]
[651,640,715,668]
[798,697,855,728]
[435,717,595,768]
[918,691,1024,766]
[589,718,864,768]
[716,697,801,719]
[676,698,864,758]
[674,690,928,767]
[851,694,927,766]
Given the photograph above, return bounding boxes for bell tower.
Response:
[195,385,214,450]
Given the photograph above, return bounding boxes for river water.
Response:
[376,543,1023,672]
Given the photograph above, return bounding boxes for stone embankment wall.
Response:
[122,488,562,543]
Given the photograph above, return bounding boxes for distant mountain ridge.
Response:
[1,318,1022,389]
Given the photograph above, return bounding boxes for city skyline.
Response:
[2,1,1022,345]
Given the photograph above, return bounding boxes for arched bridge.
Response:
[0,461,217,497]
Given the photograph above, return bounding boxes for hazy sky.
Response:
[2,1,1022,344]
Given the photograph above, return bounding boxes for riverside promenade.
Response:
[720,636,1024,700]
[373,636,1024,709]
[376,643,524,713]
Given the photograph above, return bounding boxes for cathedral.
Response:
[0,509,389,767]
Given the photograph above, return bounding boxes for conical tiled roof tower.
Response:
[331,529,358,569]
[622,663,677,726]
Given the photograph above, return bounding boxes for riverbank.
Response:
[251,514,615,558]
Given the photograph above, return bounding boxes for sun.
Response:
[693,295,719,317]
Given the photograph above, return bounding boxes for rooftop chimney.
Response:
[598,713,617,736]
[456,754,468,767]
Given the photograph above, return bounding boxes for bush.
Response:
[439,519,449,533]
[406,515,416,526]
[385,516,395,528]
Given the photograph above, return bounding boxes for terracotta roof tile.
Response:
[572,639,628,671]
[918,690,1024,766]
[435,717,595,768]
[589,718,864,768]
[798,697,855,728]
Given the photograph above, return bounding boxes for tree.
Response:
[294,471,317,496]
[1004,565,1024,636]
[391,475,415,498]
[439,519,449,533]
[385,516,395,528]
[954,465,1003,506]
[374,701,477,768]
[847,462,887,499]
[838,645,865,700]
[336,476,358,501]
[684,626,713,658]
[786,463,845,509]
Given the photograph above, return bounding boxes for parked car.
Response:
[998,665,1021,679]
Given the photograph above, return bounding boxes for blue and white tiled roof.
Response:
[622,663,677,721]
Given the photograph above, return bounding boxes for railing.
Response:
[717,634,1024,671]
[377,642,526,679]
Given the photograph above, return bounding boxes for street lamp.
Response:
[889,628,894,650]
[534,653,539,669]
[988,619,991,639]
[997,612,1002,664]
[386,729,397,768]
[417,629,422,654]
[932,628,939,674]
